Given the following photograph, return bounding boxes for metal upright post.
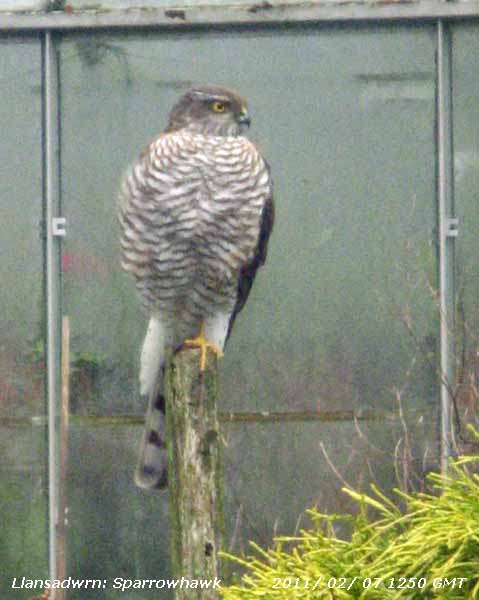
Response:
[42,30,62,598]
[436,21,457,474]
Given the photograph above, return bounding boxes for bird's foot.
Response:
[183,326,223,371]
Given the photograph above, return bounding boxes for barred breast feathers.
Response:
[119,131,272,314]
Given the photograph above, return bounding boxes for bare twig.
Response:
[319,441,353,490]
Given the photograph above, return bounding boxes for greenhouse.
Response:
[1,1,478,598]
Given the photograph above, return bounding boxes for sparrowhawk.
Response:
[119,85,274,489]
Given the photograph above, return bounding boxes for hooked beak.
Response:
[237,110,251,128]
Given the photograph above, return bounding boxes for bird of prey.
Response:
[119,85,274,489]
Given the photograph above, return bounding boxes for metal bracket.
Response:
[446,217,459,238]
[52,217,66,237]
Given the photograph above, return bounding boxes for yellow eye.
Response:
[212,101,226,113]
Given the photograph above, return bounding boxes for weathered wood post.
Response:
[165,347,223,599]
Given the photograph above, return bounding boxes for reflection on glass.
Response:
[452,25,479,443]
[60,27,438,416]
[223,417,437,554]
[66,426,172,600]
[59,25,440,579]
[0,38,44,419]
[0,36,47,598]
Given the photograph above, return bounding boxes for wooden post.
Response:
[165,347,223,599]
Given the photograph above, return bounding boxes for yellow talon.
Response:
[183,324,223,371]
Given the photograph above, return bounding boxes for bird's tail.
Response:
[134,381,168,489]
[134,316,168,490]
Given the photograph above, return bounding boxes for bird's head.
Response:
[166,85,251,137]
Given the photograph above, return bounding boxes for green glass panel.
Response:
[60,26,438,415]
[452,24,479,436]
[0,36,48,599]
[59,25,439,581]
[0,37,44,419]
[65,425,172,599]
[223,417,438,553]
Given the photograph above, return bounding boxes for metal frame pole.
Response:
[42,30,61,597]
[436,20,456,473]
[2,3,479,29]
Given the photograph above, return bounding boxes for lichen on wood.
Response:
[165,347,224,599]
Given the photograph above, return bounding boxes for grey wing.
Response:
[226,188,275,342]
